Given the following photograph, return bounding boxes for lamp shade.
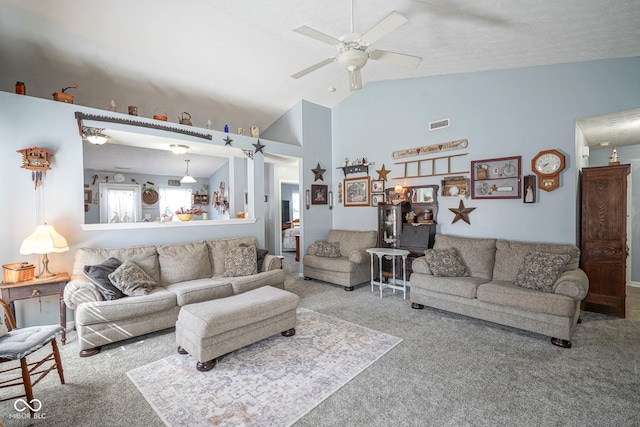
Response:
[20,224,69,255]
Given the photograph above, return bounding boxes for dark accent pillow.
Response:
[314,241,341,258]
[223,246,258,277]
[514,251,570,293]
[240,243,269,272]
[424,248,470,277]
[108,260,157,296]
[84,257,126,300]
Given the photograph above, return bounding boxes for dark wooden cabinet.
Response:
[580,164,630,318]
[376,187,438,279]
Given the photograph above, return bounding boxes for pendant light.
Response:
[180,159,196,183]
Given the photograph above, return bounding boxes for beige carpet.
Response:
[127,308,402,426]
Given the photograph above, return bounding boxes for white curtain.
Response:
[107,189,137,223]
[159,188,192,219]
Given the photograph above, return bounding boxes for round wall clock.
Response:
[531,149,566,192]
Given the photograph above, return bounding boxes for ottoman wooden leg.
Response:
[281,328,295,337]
[177,346,188,355]
[196,359,217,372]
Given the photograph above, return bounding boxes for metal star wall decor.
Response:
[311,162,326,181]
[376,164,390,181]
[449,200,476,224]
[253,140,265,154]
[223,136,233,146]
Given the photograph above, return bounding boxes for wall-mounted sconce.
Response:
[329,191,333,210]
[305,189,310,210]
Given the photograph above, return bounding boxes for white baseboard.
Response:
[629,281,640,288]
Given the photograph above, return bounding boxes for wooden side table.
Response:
[0,272,70,345]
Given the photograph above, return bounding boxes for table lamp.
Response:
[19,223,69,279]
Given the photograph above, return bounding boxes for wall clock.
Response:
[531,149,566,192]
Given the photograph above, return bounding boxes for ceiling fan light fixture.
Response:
[337,49,368,71]
[180,159,197,183]
[82,126,109,145]
[170,144,190,154]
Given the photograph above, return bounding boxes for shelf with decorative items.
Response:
[471,156,521,199]
[337,158,374,177]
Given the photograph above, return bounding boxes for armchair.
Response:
[303,229,377,291]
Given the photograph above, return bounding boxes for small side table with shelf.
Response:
[0,272,69,345]
[366,248,410,299]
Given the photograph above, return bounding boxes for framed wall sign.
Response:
[311,184,328,205]
[344,176,370,207]
[471,156,521,199]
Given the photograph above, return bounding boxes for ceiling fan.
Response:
[291,1,422,91]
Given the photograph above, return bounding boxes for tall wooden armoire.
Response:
[580,164,630,318]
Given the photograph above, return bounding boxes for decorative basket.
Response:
[177,213,193,221]
[142,189,159,205]
[153,108,168,121]
[3,262,35,283]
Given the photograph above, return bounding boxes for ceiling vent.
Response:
[429,118,450,131]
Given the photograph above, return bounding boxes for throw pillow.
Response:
[240,243,269,272]
[108,260,157,296]
[223,246,258,277]
[83,257,126,300]
[424,248,470,277]
[314,241,341,258]
[514,251,571,293]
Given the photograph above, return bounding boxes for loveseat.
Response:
[410,234,589,348]
[303,229,377,291]
[63,237,285,357]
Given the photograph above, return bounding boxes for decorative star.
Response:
[253,139,265,154]
[311,162,326,181]
[449,200,476,225]
[223,136,233,146]
[376,164,390,181]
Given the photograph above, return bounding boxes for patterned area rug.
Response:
[127,308,402,426]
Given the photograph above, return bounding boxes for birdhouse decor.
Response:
[17,146,54,188]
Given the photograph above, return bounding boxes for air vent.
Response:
[429,118,450,131]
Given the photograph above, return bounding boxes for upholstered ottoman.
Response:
[175,285,299,371]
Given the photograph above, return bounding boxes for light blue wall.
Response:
[590,145,640,283]
[332,57,640,244]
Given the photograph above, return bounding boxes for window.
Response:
[158,188,193,219]
[99,183,142,223]
[291,191,300,221]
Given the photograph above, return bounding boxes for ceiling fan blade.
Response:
[360,11,408,45]
[293,26,342,46]
[369,49,422,68]
[349,68,362,91]
[291,57,337,79]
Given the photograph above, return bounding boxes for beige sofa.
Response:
[63,237,285,357]
[410,234,589,348]
[303,229,377,291]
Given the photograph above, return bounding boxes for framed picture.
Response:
[311,184,328,205]
[84,190,92,203]
[371,193,385,206]
[371,179,384,193]
[471,155,521,199]
[344,176,370,207]
[523,175,536,204]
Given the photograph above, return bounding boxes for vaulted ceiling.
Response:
[2,0,639,146]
